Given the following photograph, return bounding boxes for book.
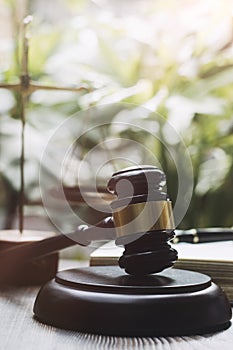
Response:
[90,240,233,303]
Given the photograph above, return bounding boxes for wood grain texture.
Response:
[0,260,232,350]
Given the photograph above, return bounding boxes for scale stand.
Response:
[34,266,231,337]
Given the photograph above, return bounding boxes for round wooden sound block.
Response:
[34,266,231,336]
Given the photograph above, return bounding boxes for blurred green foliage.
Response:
[0,0,232,229]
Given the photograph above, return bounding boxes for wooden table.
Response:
[0,260,232,350]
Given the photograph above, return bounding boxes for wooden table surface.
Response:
[0,260,232,350]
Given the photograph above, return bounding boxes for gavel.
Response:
[109,165,177,275]
[0,165,178,277]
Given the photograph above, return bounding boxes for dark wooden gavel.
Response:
[0,165,177,276]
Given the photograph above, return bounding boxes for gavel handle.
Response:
[0,216,115,268]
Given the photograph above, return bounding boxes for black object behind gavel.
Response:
[0,165,177,276]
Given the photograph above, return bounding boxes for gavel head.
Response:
[107,165,178,276]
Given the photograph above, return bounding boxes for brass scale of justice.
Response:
[0,18,231,337]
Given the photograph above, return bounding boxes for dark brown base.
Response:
[33,266,232,336]
[0,230,58,285]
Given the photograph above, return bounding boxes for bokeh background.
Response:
[0,0,232,244]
